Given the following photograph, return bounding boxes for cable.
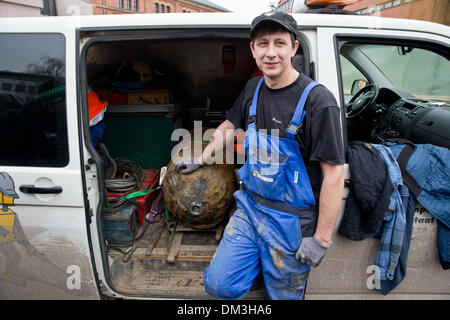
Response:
[105,158,143,193]
[103,158,151,249]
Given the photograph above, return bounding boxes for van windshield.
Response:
[355,44,450,102]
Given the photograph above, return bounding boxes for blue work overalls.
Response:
[204,78,319,300]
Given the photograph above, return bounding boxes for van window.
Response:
[0,33,68,167]
[339,42,450,103]
[340,55,368,104]
[354,44,450,100]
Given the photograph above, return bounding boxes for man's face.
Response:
[250,30,299,81]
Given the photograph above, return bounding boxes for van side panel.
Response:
[0,19,100,299]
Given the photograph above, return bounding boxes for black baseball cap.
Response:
[250,12,298,40]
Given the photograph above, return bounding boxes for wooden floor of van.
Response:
[108,213,266,299]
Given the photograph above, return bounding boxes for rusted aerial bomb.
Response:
[162,134,238,230]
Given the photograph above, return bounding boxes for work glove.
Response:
[295,236,330,268]
[175,157,205,174]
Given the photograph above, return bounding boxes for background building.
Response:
[0,0,229,17]
[344,0,448,25]
[276,0,293,12]
[276,0,449,25]
[89,0,230,15]
[0,0,93,16]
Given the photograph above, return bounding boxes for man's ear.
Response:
[250,41,255,58]
[292,40,300,58]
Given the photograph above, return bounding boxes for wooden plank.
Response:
[110,245,217,258]
[175,221,216,232]
[140,254,213,262]
[166,231,184,264]
[145,224,165,256]
[179,245,217,252]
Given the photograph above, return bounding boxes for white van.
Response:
[0,11,449,300]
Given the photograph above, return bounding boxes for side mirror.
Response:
[351,79,367,95]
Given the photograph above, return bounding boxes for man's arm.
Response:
[175,119,237,173]
[296,161,344,267]
[198,119,237,165]
[314,161,345,246]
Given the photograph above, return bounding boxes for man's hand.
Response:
[175,157,205,174]
[295,236,330,268]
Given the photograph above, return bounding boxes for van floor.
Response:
[107,217,266,299]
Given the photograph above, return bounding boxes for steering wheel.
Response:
[346,84,379,119]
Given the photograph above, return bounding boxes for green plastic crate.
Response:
[103,116,174,170]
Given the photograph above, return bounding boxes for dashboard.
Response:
[358,87,450,149]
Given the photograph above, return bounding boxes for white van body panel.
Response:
[0,18,100,299]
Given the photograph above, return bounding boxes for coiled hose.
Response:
[105,158,143,193]
[104,158,145,248]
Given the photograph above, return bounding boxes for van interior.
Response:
[82,30,450,298]
[83,30,276,298]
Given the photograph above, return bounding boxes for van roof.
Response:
[1,12,449,39]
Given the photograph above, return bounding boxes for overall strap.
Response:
[286,81,319,140]
[248,77,265,129]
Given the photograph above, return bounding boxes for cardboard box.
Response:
[109,91,128,105]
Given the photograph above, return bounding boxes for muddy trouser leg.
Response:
[204,207,262,300]
[204,191,313,300]
[256,206,311,300]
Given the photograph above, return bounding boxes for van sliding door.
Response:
[0,22,100,299]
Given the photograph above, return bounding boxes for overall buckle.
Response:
[287,123,301,135]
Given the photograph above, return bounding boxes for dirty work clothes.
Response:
[203,190,312,300]
[226,74,344,205]
[204,78,319,300]
[375,193,415,295]
[339,142,393,240]
[385,142,450,269]
[237,78,319,209]
[372,144,407,281]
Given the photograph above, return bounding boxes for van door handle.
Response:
[19,185,63,194]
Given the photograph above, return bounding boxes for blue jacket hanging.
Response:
[385,140,450,270]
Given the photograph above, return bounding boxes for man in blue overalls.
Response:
[176,12,345,300]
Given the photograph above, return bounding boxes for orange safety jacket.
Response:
[88,87,108,126]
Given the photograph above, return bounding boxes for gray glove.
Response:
[175,157,205,174]
[295,236,330,268]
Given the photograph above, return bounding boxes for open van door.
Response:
[308,23,450,298]
[0,19,100,299]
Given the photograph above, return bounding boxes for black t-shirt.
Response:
[226,73,345,204]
